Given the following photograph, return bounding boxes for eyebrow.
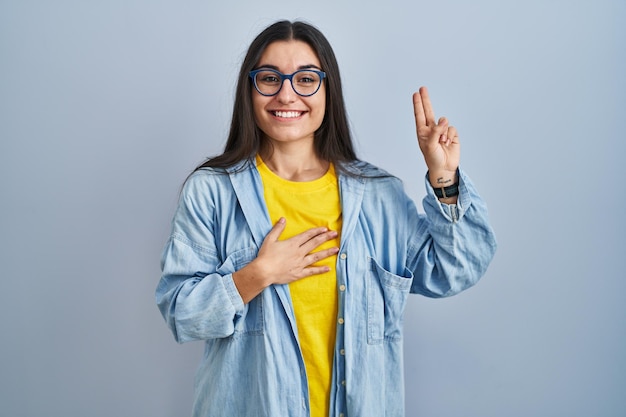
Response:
[255,64,322,71]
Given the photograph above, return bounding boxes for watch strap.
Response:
[433,182,459,198]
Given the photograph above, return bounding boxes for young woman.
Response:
[156,20,496,417]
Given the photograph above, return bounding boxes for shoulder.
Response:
[181,160,254,207]
[339,159,404,189]
[184,159,252,189]
[183,168,229,195]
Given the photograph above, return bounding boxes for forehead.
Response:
[257,40,321,70]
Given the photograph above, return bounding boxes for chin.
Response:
[262,129,317,144]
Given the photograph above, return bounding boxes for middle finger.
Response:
[300,230,338,252]
[419,86,436,126]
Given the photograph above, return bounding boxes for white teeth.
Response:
[274,111,302,118]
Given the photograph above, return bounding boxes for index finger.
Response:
[413,91,427,128]
[294,226,331,247]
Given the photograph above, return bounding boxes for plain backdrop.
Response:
[1,1,624,416]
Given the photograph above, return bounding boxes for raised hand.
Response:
[412,86,460,189]
[232,218,339,303]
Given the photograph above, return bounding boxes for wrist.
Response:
[242,258,273,288]
[428,170,459,201]
[232,260,272,304]
[428,170,458,188]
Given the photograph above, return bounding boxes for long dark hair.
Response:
[192,20,357,173]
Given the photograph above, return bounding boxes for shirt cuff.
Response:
[424,168,471,222]
[221,274,245,313]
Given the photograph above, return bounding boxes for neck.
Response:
[259,141,329,182]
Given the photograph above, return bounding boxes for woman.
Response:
[156,20,496,417]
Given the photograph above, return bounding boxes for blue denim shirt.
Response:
[156,159,497,417]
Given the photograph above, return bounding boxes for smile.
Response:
[271,111,303,118]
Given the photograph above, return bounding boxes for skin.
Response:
[233,41,461,303]
[413,86,460,205]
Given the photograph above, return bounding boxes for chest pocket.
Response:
[216,246,264,335]
[366,256,413,344]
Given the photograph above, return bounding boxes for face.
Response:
[252,40,326,149]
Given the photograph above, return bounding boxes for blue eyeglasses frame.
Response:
[249,68,327,97]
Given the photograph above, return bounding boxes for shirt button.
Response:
[340,253,347,260]
[339,284,346,291]
[338,318,344,325]
[342,380,346,386]
[340,349,345,355]
[340,414,344,417]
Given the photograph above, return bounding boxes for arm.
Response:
[407,169,497,297]
[156,233,247,343]
[413,86,460,205]
[156,175,248,343]
[233,217,339,303]
[156,175,338,342]
[408,86,496,296]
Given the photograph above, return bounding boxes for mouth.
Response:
[271,110,304,119]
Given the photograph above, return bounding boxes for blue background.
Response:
[1,1,624,416]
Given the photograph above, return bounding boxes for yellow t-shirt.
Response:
[256,155,341,417]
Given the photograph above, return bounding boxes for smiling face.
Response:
[252,40,326,150]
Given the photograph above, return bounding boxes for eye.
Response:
[295,71,319,84]
[256,71,281,84]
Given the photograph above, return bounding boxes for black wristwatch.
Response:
[433,182,459,198]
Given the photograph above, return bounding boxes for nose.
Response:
[275,77,297,102]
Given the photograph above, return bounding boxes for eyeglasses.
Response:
[249,68,326,97]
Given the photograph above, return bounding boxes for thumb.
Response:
[265,217,286,242]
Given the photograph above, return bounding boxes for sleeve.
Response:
[155,175,247,343]
[406,168,497,297]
